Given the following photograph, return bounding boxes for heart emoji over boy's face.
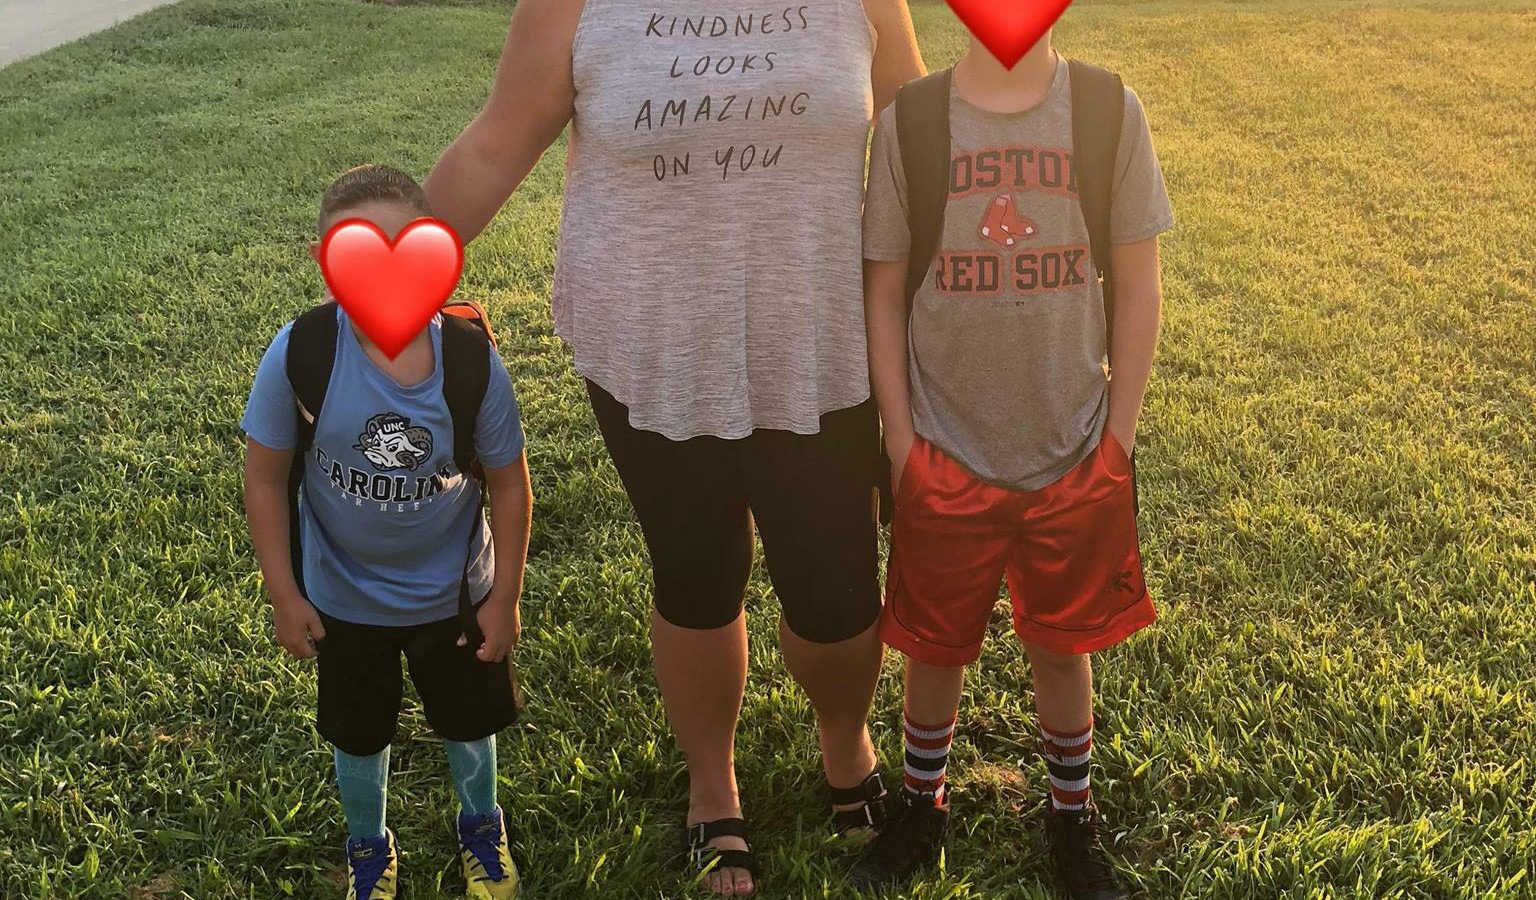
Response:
[319,218,464,359]
[946,0,1074,70]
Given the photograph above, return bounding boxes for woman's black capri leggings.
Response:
[587,380,882,644]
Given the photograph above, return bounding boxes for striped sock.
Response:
[1041,722,1093,811]
[903,712,956,804]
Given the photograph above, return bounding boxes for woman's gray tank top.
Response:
[553,0,876,440]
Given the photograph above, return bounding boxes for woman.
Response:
[426,2,924,894]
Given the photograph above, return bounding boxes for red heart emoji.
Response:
[946,0,1074,70]
[320,218,464,359]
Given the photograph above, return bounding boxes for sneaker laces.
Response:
[460,816,507,882]
[348,839,392,895]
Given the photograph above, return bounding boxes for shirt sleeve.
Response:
[863,105,913,262]
[1109,87,1175,245]
[474,343,527,470]
[241,324,298,451]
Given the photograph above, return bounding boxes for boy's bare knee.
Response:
[1023,643,1089,673]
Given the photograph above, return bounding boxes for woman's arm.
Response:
[864,0,926,112]
[424,0,586,244]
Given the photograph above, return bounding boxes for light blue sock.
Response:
[443,736,498,817]
[333,745,390,842]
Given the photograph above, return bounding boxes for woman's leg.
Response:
[746,400,885,805]
[586,381,758,896]
[653,608,750,813]
[779,621,881,792]
[645,532,756,896]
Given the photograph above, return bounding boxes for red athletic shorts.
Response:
[881,432,1156,666]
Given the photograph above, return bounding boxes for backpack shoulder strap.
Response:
[1068,58,1126,358]
[895,67,955,311]
[282,301,339,597]
[440,314,492,481]
[285,302,341,452]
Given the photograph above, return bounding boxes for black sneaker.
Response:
[851,788,949,886]
[1043,802,1128,900]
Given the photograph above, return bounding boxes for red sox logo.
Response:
[978,192,1038,249]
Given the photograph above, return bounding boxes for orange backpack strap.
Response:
[442,299,497,350]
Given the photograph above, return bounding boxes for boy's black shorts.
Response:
[315,604,520,757]
[586,379,882,644]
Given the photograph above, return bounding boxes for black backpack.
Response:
[877,60,1127,522]
[283,300,496,598]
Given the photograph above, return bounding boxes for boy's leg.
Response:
[446,734,519,899]
[857,438,1014,885]
[1023,644,1094,810]
[314,611,405,838]
[444,737,498,817]
[406,615,521,896]
[852,656,966,886]
[1007,434,1150,900]
[901,659,964,803]
[315,611,405,898]
[335,746,391,841]
[405,611,520,763]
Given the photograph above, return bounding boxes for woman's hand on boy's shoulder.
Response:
[271,593,326,660]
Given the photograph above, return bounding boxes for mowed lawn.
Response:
[2,0,1534,897]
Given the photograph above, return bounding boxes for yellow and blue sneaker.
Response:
[459,807,520,899]
[344,829,398,900]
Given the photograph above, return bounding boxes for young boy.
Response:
[855,26,1172,900]
[242,165,532,900]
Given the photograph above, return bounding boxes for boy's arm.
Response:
[1106,236,1164,454]
[475,454,533,664]
[243,437,326,659]
[866,259,917,474]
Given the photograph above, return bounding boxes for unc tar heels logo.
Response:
[354,412,434,472]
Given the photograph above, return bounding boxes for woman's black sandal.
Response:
[686,817,760,885]
[829,771,890,837]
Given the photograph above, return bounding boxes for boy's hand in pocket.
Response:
[887,428,916,490]
[272,593,326,659]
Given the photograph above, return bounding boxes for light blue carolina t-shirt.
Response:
[241,307,525,627]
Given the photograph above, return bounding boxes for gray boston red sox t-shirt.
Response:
[864,55,1174,491]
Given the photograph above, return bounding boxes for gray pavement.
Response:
[1,0,181,67]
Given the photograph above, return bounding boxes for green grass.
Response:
[2,0,1534,897]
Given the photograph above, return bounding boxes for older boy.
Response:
[856,25,1172,900]
[242,165,531,899]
